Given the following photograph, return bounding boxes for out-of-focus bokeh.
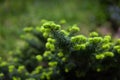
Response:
[0,0,120,57]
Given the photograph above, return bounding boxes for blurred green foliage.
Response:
[0,0,120,79]
[0,21,120,80]
[0,0,119,57]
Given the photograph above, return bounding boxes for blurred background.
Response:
[0,0,120,57]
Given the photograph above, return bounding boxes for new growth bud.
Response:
[104,52,114,57]
[90,32,98,37]
[69,24,80,33]
[96,54,105,60]
[71,35,87,43]
[36,55,43,61]
[48,61,58,67]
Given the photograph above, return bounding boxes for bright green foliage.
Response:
[0,73,4,77]
[48,61,58,67]
[57,52,64,57]
[36,55,43,61]
[68,24,80,33]
[0,21,120,80]
[96,54,105,60]
[116,39,120,44]
[43,51,52,57]
[89,32,99,37]
[71,35,87,43]
[8,65,15,73]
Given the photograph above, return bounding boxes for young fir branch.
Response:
[0,20,120,80]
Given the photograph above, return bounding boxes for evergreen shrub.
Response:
[0,20,120,80]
